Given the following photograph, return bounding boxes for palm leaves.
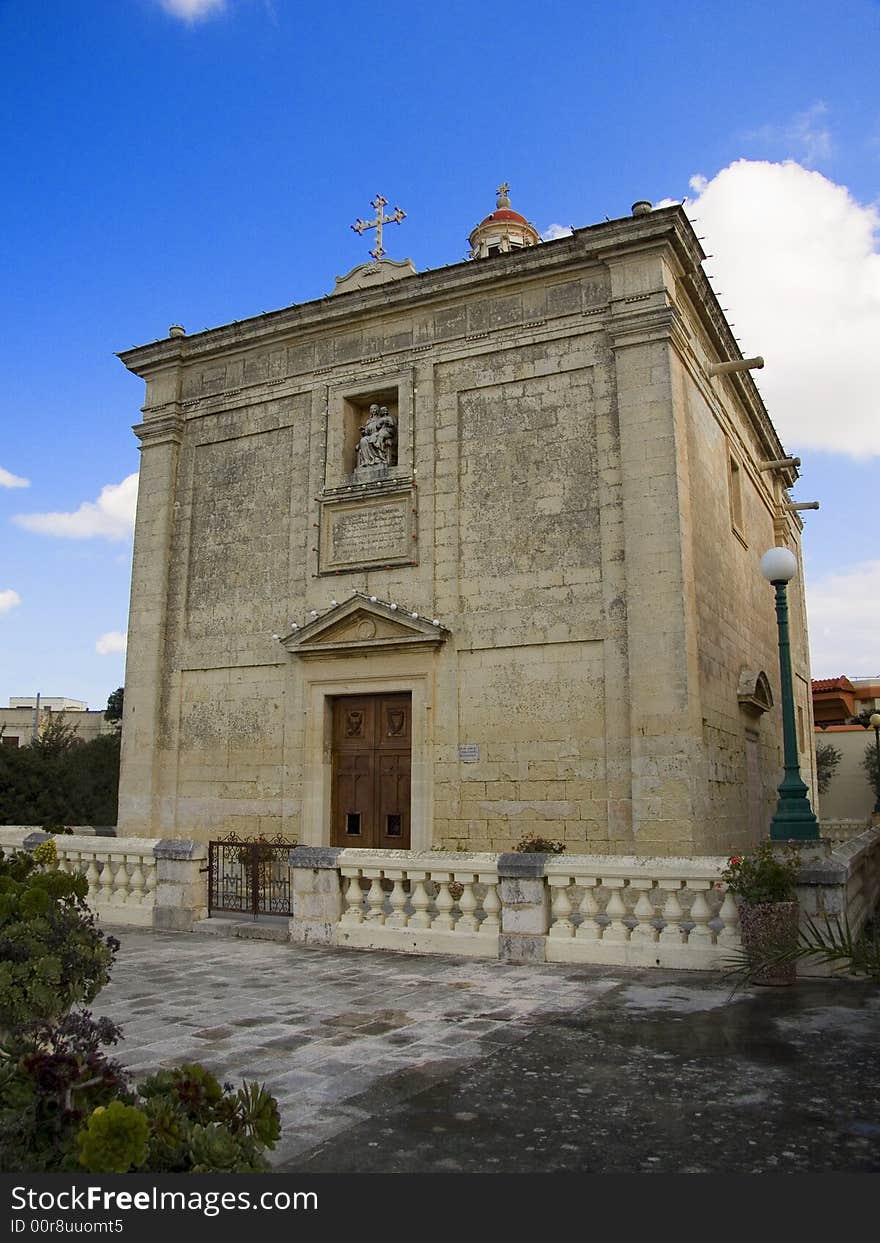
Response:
[725,914,880,992]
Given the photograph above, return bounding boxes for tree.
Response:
[815,741,842,794]
[103,688,124,729]
[860,738,880,802]
[0,729,121,827]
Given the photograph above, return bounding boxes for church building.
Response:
[117,186,816,858]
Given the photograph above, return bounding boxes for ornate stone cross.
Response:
[350,194,406,260]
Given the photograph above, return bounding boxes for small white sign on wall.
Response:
[458,743,480,762]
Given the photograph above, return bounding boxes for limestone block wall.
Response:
[667,301,814,854]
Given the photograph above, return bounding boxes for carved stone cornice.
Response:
[132,411,184,447]
[606,302,691,355]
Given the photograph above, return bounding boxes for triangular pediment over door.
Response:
[280,593,449,659]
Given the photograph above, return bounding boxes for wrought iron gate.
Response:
[207,834,296,918]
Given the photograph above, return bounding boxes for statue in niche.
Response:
[356,404,396,470]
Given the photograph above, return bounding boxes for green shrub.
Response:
[0,848,118,1029]
[0,1011,132,1172]
[719,840,800,905]
[0,847,281,1174]
[77,1101,150,1173]
[0,1013,281,1174]
[136,1066,281,1173]
[513,833,566,854]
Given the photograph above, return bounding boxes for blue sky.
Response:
[1,0,879,708]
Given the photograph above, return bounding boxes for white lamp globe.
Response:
[760,547,798,583]
[870,713,880,730]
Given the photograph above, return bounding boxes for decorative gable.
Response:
[737,669,774,716]
[280,594,449,659]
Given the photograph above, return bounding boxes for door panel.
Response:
[334,750,372,841]
[331,694,411,848]
[376,751,411,847]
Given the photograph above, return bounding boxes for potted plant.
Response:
[720,840,801,986]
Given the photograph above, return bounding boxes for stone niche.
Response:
[345,389,400,483]
[324,369,413,492]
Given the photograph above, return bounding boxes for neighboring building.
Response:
[8,696,89,712]
[0,697,114,749]
[813,676,879,822]
[812,676,856,726]
[116,189,815,854]
[851,677,880,718]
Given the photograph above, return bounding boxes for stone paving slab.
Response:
[93,927,880,1173]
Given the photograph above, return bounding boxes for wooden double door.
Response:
[331,693,411,849]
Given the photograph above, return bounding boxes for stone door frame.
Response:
[300,669,433,850]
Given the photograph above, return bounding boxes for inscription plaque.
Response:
[319,488,415,574]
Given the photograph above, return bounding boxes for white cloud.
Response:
[683,159,880,458]
[13,473,138,542]
[0,466,29,489]
[806,559,880,678]
[745,102,832,167]
[0,589,22,616]
[542,223,573,241]
[96,630,128,656]
[158,0,226,21]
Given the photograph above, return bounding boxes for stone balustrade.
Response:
[797,827,880,932]
[543,855,739,969]
[52,835,158,927]
[334,848,501,958]
[3,828,878,973]
[0,828,206,931]
[820,819,872,844]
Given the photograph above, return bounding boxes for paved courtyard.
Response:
[94,926,880,1173]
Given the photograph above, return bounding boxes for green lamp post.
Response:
[760,546,820,841]
[869,712,880,816]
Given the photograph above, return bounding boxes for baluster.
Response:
[479,875,500,934]
[455,873,478,933]
[630,879,659,943]
[408,871,431,928]
[143,858,157,906]
[716,888,741,947]
[128,855,146,905]
[658,880,685,944]
[601,878,630,942]
[385,872,408,927]
[72,851,89,881]
[432,872,454,930]
[686,881,714,945]
[340,870,364,925]
[111,854,130,906]
[548,875,574,938]
[84,854,101,900]
[98,854,114,906]
[363,870,385,923]
[575,877,602,940]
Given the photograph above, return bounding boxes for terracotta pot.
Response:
[738,900,799,986]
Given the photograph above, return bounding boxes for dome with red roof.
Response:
[468,184,540,259]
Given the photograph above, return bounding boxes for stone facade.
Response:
[117,203,815,855]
